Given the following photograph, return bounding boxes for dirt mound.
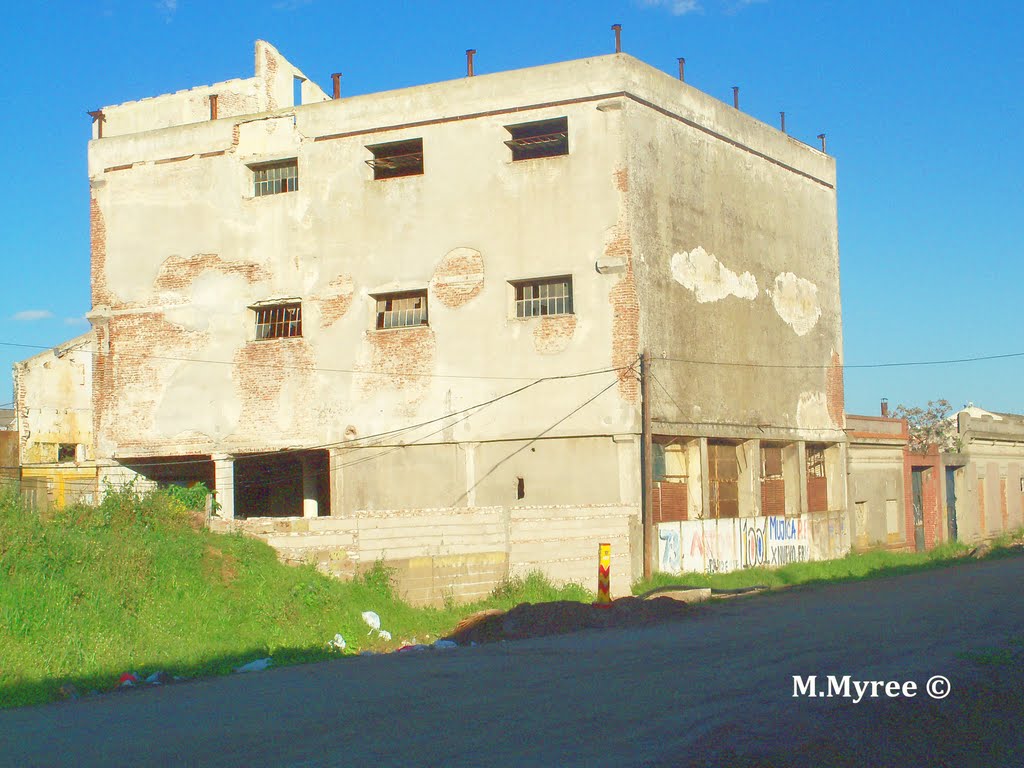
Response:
[446,596,693,645]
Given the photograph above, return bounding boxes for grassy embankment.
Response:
[0,484,587,710]
[2,482,1018,710]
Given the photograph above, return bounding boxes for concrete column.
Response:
[783,442,802,516]
[698,437,710,519]
[796,442,808,515]
[329,448,344,518]
[739,439,760,518]
[302,455,318,518]
[213,454,235,520]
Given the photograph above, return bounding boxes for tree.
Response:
[891,399,958,453]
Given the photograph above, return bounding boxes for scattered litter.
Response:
[378,630,392,642]
[397,644,429,653]
[118,672,139,688]
[58,682,80,700]
[329,633,347,651]
[362,611,381,634]
[433,639,458,650]
[233,658,273,674]
[145,671,172,686]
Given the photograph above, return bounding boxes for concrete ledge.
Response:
[643,588,712,604]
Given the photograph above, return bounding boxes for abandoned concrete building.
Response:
[82,40,848,601]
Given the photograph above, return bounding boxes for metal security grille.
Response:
[254,303,302,339]
[761,444,786,517]
[253,160,298,196]
[806,444,828,513]
[514,277,573,318]
[375,291,428,329]
[709,441,740,518]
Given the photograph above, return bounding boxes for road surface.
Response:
[3,555,1024,767]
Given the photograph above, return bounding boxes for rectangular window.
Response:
[58,444,77,463]
[708,441,740,519]
[365,138,424,179]
[505,117,568,161]
[512,276,573,318]
[254,302,302,339]
[374,290,428,329]
[806,443,828,513]
[252,159,298,196]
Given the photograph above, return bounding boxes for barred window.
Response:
[254,302,302,339]
[512,276,573,318]
[374,290,428,329]
[252,159,298,197]
[806,444,827,479]
[505,117,568,161]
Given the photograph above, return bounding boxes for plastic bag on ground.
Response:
[233,658,273,674]
[361,611,381,633]
[330,633,346,651]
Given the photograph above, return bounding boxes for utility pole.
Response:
[640,351,653,579]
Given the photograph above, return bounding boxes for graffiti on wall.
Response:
[657,513,842,575]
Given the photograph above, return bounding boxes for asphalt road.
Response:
[3,555,1024,767]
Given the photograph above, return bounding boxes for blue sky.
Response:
[1,0,1021,416]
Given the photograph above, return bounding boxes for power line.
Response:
[654,351,1024,370]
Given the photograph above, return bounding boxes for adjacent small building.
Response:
[13,333,100,509]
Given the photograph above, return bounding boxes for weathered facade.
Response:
[85,41,847,599]
[13,333,99,509]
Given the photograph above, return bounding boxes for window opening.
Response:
[505,117,569,161]
[252,159,298,196]
[254,302,302,339]
[512,276,573,318]
[374,291,428,329]
[365,138,424,179]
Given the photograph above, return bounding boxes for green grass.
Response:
[632,540,975,595]
[0,484,589,710]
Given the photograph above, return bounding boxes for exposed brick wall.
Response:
[90,194,112,307]
[153,254,269,292]
[315,274,355,328]
[429,248,484,309]
[762,478,786,516]
[357,328,437,416]
[263,47,279,110]
[902,447,943,550]
[653,481,688,523]
[233,338,317,440]
[826,351,845,428]
[533,315,577,354]
[607,168,639,402]
[97,313,209,451]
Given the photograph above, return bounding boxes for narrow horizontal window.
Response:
[374,290,428,329]
[505,117,568,161]
[365,138,424,180]
[254,302,302,339]
[251,159,298,197]
[512,276,573,318]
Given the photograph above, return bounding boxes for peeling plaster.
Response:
[670,246,758,303]
[769,272,821,336]
[797,391,830,431]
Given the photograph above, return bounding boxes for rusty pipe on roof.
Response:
[732,86,740,109]
[87,109,105,139]
[466,49,476,77]
[780,111,786,134]
[677,57,685,82]
[818,133,827,152]
[612,24,622,53]
[209,94,218,121]
[331,73,342,99]
[881,398,889,417]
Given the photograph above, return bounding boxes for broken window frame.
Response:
[373,290,428,330]
[504,117,569,161]
[806,444,827,479]
[253,302,302,340]
[511,276,573,319]
[365,138,424,180]
[251,159,298,197]
[708,440,740,519]
[57,443,77,463]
